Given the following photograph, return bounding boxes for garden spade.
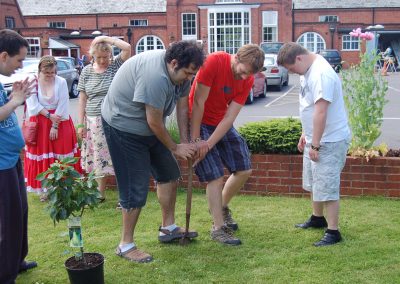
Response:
[179,158,194,246]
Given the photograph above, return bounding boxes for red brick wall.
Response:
[20,151,399,198]
[0,0,25,29]
[105,154,400,198]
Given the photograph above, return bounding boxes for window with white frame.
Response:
[130,19,148,26]
[297,32,326,53]
[5,17,15,29]
[262,11,278,42]
[136,35,164,54]
[208,10,250,54]
[48,21,65,28]
[342,35,360,51]
[182,13,197,40]
[24,37,41,57]
[319,15,339,23]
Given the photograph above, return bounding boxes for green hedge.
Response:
[238,117,302,154]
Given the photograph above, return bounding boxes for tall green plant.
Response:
[341,28,388,157]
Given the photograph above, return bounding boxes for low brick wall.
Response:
[106,154,400,198]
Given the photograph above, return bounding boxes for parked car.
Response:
[55,56,83,74]
[0,58,80,98]
[263,54,289,91]
[260,42,284,54]
[246,67,267,104]
[316,49,342,72]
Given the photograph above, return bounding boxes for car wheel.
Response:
[283,74,289,86]
[246,89,254,104]
[259,80,267,98]
[70,81,79,98]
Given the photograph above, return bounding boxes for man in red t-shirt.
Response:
[189,44,264,245]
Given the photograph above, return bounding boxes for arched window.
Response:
[297,32,326,53]
[136,36,165,54]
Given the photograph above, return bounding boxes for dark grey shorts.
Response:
[102,117,181,209]
[195,124,251,182]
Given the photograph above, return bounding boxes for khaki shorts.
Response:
[303,140,349,201]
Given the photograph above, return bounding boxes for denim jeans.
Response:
[102,117,180,209]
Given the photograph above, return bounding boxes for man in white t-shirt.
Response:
[277,42,351,247]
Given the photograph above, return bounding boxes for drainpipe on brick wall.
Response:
[291,2,295,42]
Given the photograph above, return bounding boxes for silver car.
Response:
[0,58,80,98]
[263,54,289,91]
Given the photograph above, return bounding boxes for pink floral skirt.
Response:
[81,115,114,176]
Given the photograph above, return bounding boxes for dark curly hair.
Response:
[165,40,205,70]
[0,29,29,56]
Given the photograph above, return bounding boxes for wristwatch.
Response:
[311,144,320,151]
[192,137,201,143]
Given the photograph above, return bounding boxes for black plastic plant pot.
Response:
[65,253,104,284]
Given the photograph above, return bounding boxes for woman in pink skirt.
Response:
[24,56,81,199]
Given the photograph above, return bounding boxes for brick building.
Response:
[1,0,400,66]
[293,0,400,65]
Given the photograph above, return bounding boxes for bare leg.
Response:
[312,200,324,217]
[206,177,224,229]
[120,208,141,245]
[222,169,252,207]
[97,177,107,199]
[157,181,178,227]
[382,61,388,75]
[325,200,339,230]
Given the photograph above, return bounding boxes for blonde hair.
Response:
[89,41,112,58]
[38,55,57,72]
[237,44,265,73]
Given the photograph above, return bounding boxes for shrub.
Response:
[37,157,100,225]
[36,157,101,263]
[238,117,302,154]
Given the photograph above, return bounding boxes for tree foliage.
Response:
[36,157,101,225]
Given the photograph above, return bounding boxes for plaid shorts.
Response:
[195,124,251,182]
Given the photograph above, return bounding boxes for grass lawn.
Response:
[18,189,400,284]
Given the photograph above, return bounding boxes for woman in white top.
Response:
[24,56,81,197]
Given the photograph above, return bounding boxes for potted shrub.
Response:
[37,157,104,284]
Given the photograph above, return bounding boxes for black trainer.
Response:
[314,231,342,247]
[18,261,37,273]
[295,215,327,229]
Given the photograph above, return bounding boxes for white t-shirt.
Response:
[299,54,351,143]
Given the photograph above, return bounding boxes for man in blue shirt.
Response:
[0,29,37,284]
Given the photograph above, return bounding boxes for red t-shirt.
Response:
[189,51,254,126]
